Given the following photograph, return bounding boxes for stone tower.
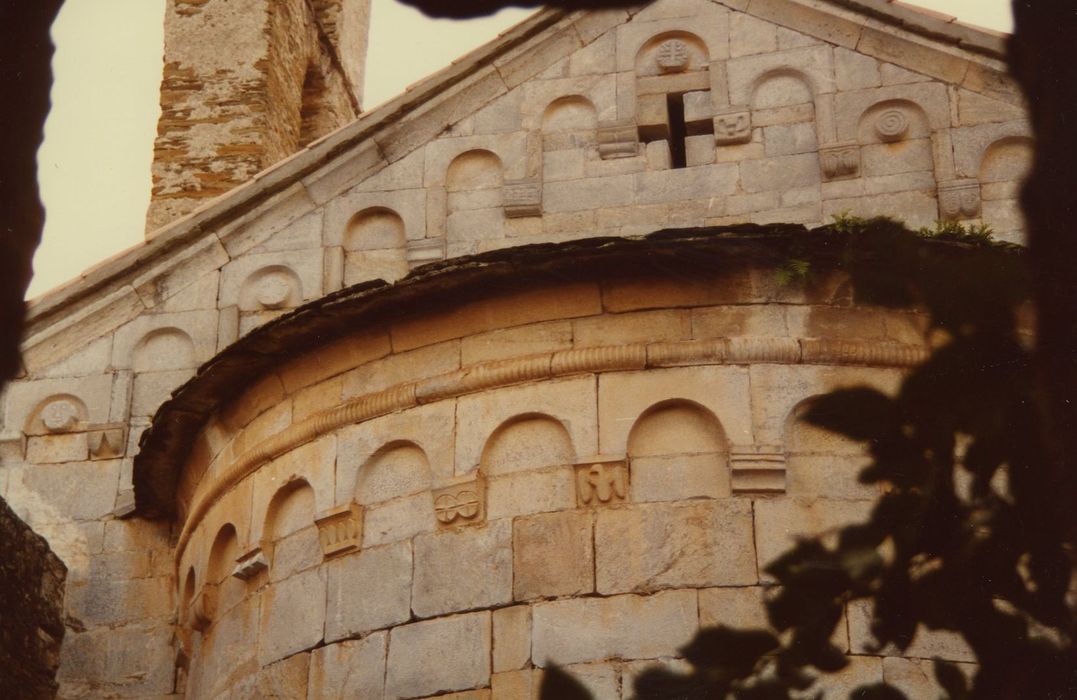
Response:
[145,0,372,234]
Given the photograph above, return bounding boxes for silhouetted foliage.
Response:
[544,219,1076,699]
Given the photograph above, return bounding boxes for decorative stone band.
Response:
[730,445,786,494]
[173,336,927,564]
[315,503,364,558]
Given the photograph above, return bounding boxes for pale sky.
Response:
[30,0,1013,299]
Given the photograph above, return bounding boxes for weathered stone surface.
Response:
[308,632,387,699]
[258,567,326,666]
[532,590,697,666]
[326,541,412,641]
[698,586,768,630]
[486,468,576,520]
[848,599,975,662]
[754,498,873,578]
[493,605,532,672]
[0,497,66,697]
[412,520,512,618]
[513,510,593,600]
[385,612,491,700]
[595,501,756,594]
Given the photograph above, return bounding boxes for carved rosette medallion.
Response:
[255,272,292,309]
[730,445,786,494]
[433,477,486,528]
[874,109,909,143]
[937,179,982,221]
[819,142,860,180]
[503,179,543,218]
[315,503,364,558]
[655,39,690,73]
[574,459,629,507]
[713,107,752,146]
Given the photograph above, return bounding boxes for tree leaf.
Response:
[801,388,898,441]
[933,660,968,700]
[850,683,909,700]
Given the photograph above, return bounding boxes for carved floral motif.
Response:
[575,459,629,506]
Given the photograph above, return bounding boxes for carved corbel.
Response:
[232,546,269,580]
[405,238,445,269]
[574,457,630,507]
[730,445,786,494]
[938,179,982,220]
[503,179,542,218]
[188,583,218,632]
[433,476,486,529]
[88,425,126,460]
[315,503,363,558]
[819,141,860,181]
[597,121,639,159]
[713,107,752,146]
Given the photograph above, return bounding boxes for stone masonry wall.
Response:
[0,496,67,699]
[168,276,973,698]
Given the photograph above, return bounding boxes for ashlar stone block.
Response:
[595,500,756,594]
[385,612,491,700]
[257,567,326,666]
[308,633,388,699]
[532,590,697,666]
[513,510,594,600]
[412,519,512,618]
[493,605,532,672]
[326,541,412,642]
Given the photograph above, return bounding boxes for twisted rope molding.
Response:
[174,336,927,562]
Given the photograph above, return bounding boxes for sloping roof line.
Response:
[25,0,1012,340]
